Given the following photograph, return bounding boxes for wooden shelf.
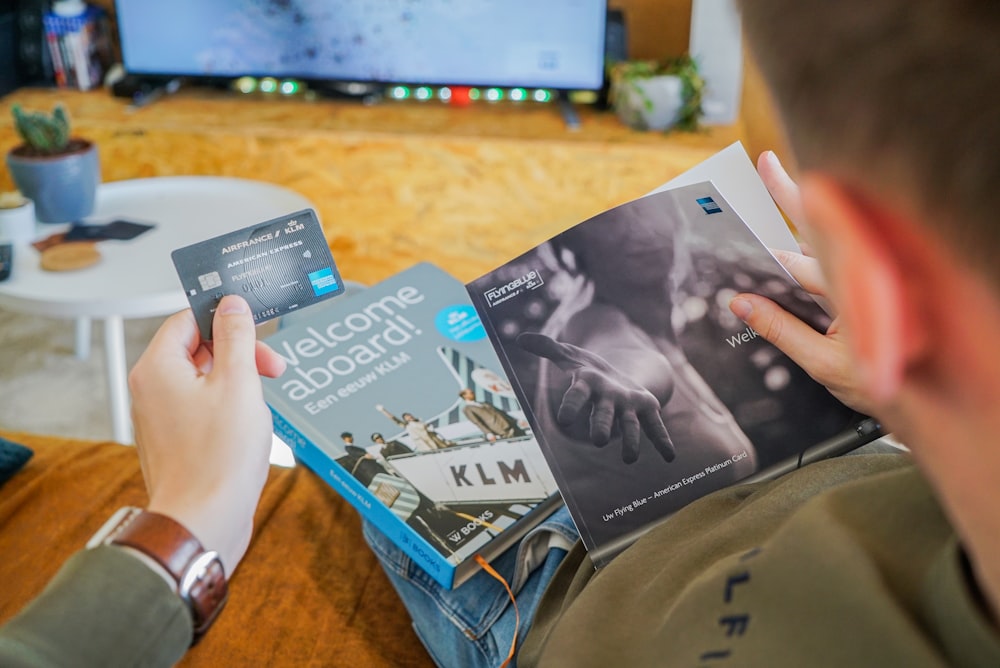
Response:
[1,87,744,284]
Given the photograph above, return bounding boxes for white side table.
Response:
[0,176,316,444]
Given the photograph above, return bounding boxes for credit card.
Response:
[65,220,154,242]
[171,208,345,340]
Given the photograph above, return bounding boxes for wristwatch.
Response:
[87,507,229,644]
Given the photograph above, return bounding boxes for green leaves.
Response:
[607,55,706,132]
[12,103,72,155]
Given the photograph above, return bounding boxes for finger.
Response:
[557,379,592,426]
[146,308,201,363]
[619,412,641,464]
[637,407,676,462]
[770,250,828,295]
[730,293,836,370]
[758,150,806,229]
[589,398,615,446]
[192,345,214,375]
[516,332,578,370]
[256,341,287,378]
[130,309,201,398]
[209,295,259,381]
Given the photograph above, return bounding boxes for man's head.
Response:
[739,0,1000,620]
[371,432,385,444]
[340,431,353,444]
[739,0,1000,287]
[739,0,1000,408]
[459,388,475,401]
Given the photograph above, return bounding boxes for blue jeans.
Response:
[363,505,578,668]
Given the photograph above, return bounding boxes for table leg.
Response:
[75,317,91,360]
[103,315,133,444]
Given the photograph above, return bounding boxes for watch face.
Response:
[180,551,229,642]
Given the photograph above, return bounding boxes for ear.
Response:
[798,175,927,405]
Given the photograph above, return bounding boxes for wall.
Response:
[610,0,693,60]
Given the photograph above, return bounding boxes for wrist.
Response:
[88,507,229,645]
[147,489,255,575]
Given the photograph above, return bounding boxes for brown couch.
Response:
[0,431,434,667]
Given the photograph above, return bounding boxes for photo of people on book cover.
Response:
[467,182,865,566]
[262,263,560,584]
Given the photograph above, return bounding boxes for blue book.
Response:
[262,262,561,589]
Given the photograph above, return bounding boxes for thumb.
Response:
[210,295,259,379]
[729,294,825,368]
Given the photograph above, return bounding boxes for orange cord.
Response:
[474,554,520,668]
[452,511,505,533]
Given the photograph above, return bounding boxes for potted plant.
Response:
[6,104,100,223]
[608,55,705,132]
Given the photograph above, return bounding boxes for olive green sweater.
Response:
[0,546,190,667]
[522,454,1000,667]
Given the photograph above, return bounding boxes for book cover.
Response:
[262,262,561,589]
[467,181,873,567]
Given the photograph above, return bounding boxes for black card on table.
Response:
[65,220,154,241]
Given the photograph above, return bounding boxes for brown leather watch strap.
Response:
[109,509,229,643]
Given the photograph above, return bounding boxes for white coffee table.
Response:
[0,176,316,444]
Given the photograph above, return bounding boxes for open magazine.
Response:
[466,175,879,567]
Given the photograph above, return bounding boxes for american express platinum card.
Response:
[171,208,344,339]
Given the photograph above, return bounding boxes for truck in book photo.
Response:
[467,177,880,568]
[261,262,561,589]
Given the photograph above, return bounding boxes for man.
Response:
[371,432,413,459]
[375,404,454,451]
[335,440,389,488]
[4,1,1000,665]
[458,387,525,441]
[370,2,1000,666]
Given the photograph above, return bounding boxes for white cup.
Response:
[0,197,37,245]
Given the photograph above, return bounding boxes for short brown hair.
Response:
[739,0,1000,285]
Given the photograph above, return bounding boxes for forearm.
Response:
[0,547,191,668]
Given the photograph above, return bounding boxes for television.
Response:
[114,1,608,91]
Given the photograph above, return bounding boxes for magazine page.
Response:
[467,182,863,567]
[650,141,802,253]
[262,262,560,583]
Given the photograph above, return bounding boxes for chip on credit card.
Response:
[171,209,345,340]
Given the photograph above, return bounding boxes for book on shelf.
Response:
[262,262,562,590]
[466,142,882,568]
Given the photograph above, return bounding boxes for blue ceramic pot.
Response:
[6,141,100,224]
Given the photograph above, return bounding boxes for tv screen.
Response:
[115,1,608,90]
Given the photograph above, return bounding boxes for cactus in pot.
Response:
[6,103,100,223]
[12,104,73,155]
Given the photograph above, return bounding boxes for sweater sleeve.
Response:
[0,546,192,667]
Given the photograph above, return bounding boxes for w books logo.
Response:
[483,269,545,307]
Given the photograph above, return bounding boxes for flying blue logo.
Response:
[697,196,722,215]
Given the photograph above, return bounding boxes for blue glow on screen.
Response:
[115,0,607,90]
